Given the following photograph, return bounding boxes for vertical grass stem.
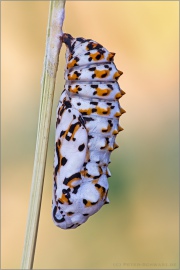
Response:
[21,1,66,268]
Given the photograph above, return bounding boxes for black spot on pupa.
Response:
[61,157,67,166]
[74,56,79,62]
[101,72,108,78]
[99,48,106,54]
[87,42,103,51]
[108,119,113,126]
[83,199,87,205]
[81,111,88,115]
[83,117,95,122]
[65,134,71,141]
[74,71,81,78]
[72,185,80,194]
[90,101,98,105]
[96,54,101,60]
[91,84,98,89]
[89,67,96,71]
[107,84,113,90]
[95,183,101,189]
[93,175,101,179]
[60,130,65,137]
[64,101,72,108]
[78,143,85,152]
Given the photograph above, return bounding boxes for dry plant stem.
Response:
[21,1,66,269]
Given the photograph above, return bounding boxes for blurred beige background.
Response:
[1,1,179,269]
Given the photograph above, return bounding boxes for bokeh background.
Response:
[1,1,179,269]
